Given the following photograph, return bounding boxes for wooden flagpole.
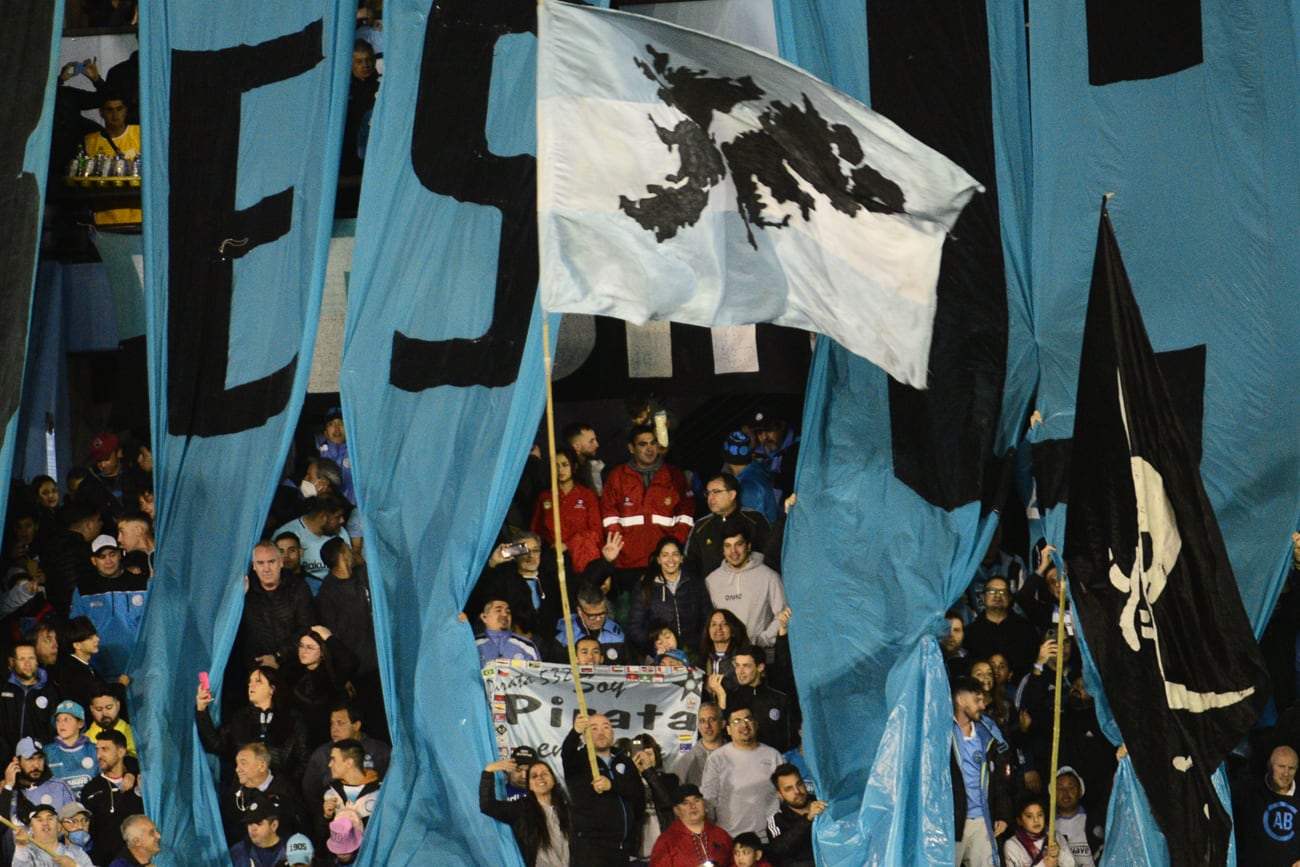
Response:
[1046,559,1068,849]
[540,312,599,778]
[0,813,61,857]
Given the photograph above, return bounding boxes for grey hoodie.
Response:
[705,551,787,654]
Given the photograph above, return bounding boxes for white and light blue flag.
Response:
[537,1,982,388]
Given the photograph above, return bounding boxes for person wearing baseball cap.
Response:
[284,832,314,865]
[8,736,77,820]
[43,699,97,799]
[13,802,93,865]
[81,432,127,518]
[483,745,535,802]
[648,783,733,867]
[228,791,285,865]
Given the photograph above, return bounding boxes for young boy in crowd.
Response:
[732,831,773,867]
[43,701,98,798]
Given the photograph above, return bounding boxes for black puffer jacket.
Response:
[235,577,315,669]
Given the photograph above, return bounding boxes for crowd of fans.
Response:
[22,10,1300,864]
[50,0,384,230]
[4,378,1300,867]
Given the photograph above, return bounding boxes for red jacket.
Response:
[649,819,733,867]
[531,483,604,572]
[600,462,694,568]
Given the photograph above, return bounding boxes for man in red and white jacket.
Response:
[600,425,694,576]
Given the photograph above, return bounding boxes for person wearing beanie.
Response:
[720,430,778,523]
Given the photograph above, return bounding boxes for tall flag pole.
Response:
[540,312,599,777]
[1064,199,1269,866]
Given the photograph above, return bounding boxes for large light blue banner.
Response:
[133,2,352,862]
[990,0,1300,862]
[339,1,563,863]
[0,1,63,539]
[773,2,1036,864]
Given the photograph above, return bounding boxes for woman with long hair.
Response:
[280,626,359,747]
[699,608,749,693]
[480,757,572,867]
[196,665,311,781]
[626,537,710,660]
[531,445,604,573]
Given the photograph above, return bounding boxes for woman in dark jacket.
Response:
[196,665,311,783]
[626,537,710,659]
[280,626,359,748]
[480,758,572,867]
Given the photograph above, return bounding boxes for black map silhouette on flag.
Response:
[618,44,907,249]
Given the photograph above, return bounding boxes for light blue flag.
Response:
[0,0,63,537]
[338,1,603,863]
[132,2,352,862]
[990,0,1300,862]
[772,3,1036,864]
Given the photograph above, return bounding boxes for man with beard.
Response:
[0,641,60,746]
[765,763,826,867]
[563,422,605,495]
[4,737,76,820]
[701,706,783,838]
[963,576,1040,682]
[79,730,143,865]
[950,676,1011,867]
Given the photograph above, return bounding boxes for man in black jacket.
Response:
[0,641,60,746]
[764,763,825,867]
[709,646,796,753]
[80,730,143,865]
[235,542,315,673]
[1233,744,1300,866]
[562,713,644,866]
[685,474,771,580]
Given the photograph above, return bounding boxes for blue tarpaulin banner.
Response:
[132,1,352,862]
[773,2,1036,864]
[338,1,592,863]
[991,0,1300,862]
[0,0,63,537]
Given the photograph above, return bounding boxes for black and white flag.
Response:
[536,0,982,389]
[1066,201,1269,866]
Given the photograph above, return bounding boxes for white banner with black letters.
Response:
[483,661,704,765]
